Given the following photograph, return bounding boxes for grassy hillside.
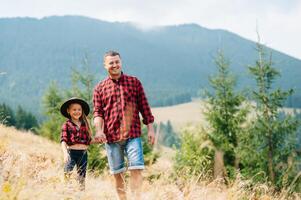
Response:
[152,100,206,131]
[0,125,223,200]
[152,100,301,131]
[1,125,297,199]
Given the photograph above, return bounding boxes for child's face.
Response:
[67,103,82,121]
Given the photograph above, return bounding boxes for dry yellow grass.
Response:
[0,125,300,200]
[0,125,223,200]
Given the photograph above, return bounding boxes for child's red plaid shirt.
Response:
[61,119,91,145]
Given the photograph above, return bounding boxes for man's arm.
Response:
[136,79,154,125]
[147,123,155,145]
[93,116,107,143]
[92,85,107,143]
[136,78,155,145]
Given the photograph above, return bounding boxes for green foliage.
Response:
[0,103,38,131]
[204,51,248,178]
[39,82,64,141]
[157,121,180,148]
[150,91,193,107]
[15,106,39,131]
[242,40,300,189]
[0,103,16,126]
[174,126,214,180]
[141,125,159,165]
[87,144,107,175]
[66,55,96,107]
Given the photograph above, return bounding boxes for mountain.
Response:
[0,16,300,116]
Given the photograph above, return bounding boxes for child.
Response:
[60,97,92,191]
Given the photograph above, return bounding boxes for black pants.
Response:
[64,149,88,190]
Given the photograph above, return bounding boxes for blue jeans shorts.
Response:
[105,137,145,174]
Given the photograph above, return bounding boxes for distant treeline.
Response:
[0,103,38,131]
[150,90,301,108]
[150,91,193,107]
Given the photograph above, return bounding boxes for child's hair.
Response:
[81,112,92,138]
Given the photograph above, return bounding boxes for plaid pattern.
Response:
[61,119,91,145]
[93,73,154,143]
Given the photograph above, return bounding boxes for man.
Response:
[93,50,155,200]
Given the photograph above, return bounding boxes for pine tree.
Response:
[15,105,38,131]
[204,51,248,179]
[0,103,16,126]
[67,55,96,107]
[247,38,299,188]
[39,81,64,140]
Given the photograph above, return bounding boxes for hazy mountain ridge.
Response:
[0,15,300,115]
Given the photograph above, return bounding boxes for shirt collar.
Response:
[109,72,124,83]
[67,119,84,126]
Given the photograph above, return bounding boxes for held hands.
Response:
[93,131,107,144]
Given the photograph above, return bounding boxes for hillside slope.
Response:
[152,100,206,131]
[1,125,299,199]
[0,125,230,200]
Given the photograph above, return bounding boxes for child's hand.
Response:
[63,153,70,163]
[94,132,107,143]
[90,138,103,144]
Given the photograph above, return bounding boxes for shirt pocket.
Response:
[123,87,136,103]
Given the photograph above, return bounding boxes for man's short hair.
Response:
[104,50,121,61]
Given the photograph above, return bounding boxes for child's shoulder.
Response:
[61,119,71,127]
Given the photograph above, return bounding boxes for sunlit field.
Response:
[152,100,206,131]
[2,124,300,199]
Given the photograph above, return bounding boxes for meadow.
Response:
[1,99,300,200]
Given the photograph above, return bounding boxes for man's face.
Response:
[104,55,122,77]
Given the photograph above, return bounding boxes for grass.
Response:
[0,124,300,199]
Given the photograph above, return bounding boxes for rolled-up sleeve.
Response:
[136,79,154,125]
[93,86,104,119]
[60,123,69,143]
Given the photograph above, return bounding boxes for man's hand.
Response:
[94,131,107,143]
[93,117,107,143]
[147,123,155,145]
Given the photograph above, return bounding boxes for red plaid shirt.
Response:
[61,119,91,145]
[93,73,154,143]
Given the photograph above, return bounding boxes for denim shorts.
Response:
[105,137,145,174]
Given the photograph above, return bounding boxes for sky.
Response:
[1,0,301,59]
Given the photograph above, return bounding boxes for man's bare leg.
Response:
[114,173,127,200]
[130,169,143,200]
